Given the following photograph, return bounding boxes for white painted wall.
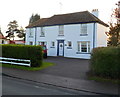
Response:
[25,23,108,59]
[96,24,108,47]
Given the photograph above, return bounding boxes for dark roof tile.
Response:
[26,11,109,28]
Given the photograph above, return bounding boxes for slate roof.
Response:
[26,11,109,28]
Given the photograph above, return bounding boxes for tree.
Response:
[17,26,26,41]
[108,1,120,46]
[6,20,25,40]
[6,20,19,40]
[29,13,40,24]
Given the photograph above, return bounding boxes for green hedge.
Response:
[1,44,43,67]
[90,47,120,79]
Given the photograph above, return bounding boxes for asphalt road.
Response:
[2,75,99,95]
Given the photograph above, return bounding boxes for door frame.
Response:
[57,40,64,56]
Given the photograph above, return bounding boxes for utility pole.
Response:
[59,1,63,14]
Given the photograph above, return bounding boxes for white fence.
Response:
[0,57,31,67]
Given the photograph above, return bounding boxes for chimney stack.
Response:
[92,9,99,17]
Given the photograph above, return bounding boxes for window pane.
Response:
[88,42,90,52]
[29,42,33,45]
[59,25,64,35]
[81,24,87,34]
[78,42,80,51]
[52,42,55,46]
[81,42,87,52]
[41,27,45,36]
[68,41,72,47]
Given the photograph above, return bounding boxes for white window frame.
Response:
[80,24,87,36]
[40,27,45,37]
[29,28,33,38]
[77,41,90,53]
[59,25,64,35]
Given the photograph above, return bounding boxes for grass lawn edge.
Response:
[88,76,120,84]
[0,62,55,71]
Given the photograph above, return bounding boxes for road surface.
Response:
[2,75,99,95]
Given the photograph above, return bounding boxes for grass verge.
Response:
[0,62,54,71]
[88,76,120,84]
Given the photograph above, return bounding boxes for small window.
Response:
[68,41,72,47]
[52,42,55,47]
[80,24,87,36]
[40,27,45,37]
[29,28,33,37]
[38,42,47,46]
[29,41,33,45]
[59,25,64,35]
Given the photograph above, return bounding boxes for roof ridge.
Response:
[53,11,89,16]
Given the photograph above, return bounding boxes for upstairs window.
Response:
[40,27,45,37]
[59,25,64,36]
[29,28,33,38]
[80,24,87,36]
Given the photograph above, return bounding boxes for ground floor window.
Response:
[51,41,55,47]
[38,41,47,45]
[77,41,90,53]
[29,41,33,45]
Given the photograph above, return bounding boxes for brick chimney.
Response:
[92,9,99,17]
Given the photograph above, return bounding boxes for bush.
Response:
[90,47,120,79]
[1,44,43,67]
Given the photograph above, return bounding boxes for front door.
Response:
[57,40,64,56]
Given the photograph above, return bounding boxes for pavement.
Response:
[2,57,119,95]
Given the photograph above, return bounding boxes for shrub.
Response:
[90,47,120,79]
[1,44,43,67]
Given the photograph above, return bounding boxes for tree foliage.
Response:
[6,20,25,40]
[29,14,40,24]
[108,1,120,46]
[108,23,120,46]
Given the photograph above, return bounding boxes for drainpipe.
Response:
[35,27,37,45]
[93,23,96,48]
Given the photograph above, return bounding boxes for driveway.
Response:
[40,57,90,80]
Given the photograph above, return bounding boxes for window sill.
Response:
[29,36,33,38]
[80,34,88,36]
[76,52,91,54]
[50,47,55,48]
[58,35,64,36]
[67,47,72,49]
[40,36,45,37]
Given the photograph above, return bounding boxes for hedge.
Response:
[1,44,43,67]
[90,47,120,79]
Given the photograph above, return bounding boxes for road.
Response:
[2,75,99,95]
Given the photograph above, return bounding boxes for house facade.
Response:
[0,32,9,44]
[25,10,108,59]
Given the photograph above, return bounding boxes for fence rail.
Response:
[0,57,31,67]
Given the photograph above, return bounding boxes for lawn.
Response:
[0,62,54,71]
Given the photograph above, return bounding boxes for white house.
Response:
[0,32,9,44]
[25,10,108,59]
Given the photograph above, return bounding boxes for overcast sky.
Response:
[0,0,118,34]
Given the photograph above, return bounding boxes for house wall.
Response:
[96,23,108,47]
[25,28,36,45]
[26,23,99,59]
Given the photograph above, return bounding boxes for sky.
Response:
[0,0,119,35]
